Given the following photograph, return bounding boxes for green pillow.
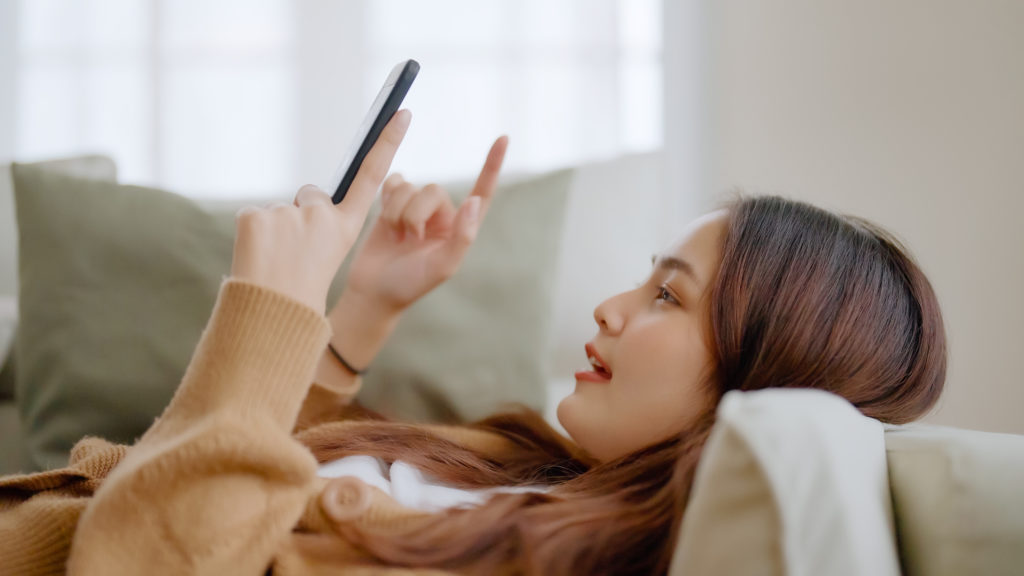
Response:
[11,162,571,471]
[1,155,119,402]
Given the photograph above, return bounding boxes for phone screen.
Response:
[331,59,420,204]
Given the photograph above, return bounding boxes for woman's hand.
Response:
[342,135,508,315]
[229,111,412,316]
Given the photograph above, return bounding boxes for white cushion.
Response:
[669,388,901,576]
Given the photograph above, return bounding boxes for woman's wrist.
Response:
[325,289,403,371]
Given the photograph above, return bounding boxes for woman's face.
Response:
[557,210,728,462]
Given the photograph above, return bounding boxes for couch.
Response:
[1,155,1022,575]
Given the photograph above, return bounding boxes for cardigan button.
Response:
[320,476,372,523]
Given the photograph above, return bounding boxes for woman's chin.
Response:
[555,394,581,441]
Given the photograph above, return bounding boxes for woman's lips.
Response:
[575,370,612,383]
[585,342,612,376]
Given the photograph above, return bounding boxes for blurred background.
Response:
[0,0,1021,434]
[0,0,663,196]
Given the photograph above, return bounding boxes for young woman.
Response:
[1,110,946,576]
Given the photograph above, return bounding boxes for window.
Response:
[14,0,661,199]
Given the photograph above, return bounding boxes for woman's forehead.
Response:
[667,210,728,258]
[656,210,729,288]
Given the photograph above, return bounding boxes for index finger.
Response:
[339,109,413,220]
[467,135,509,220]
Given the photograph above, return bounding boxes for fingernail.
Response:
[394,109,412,131]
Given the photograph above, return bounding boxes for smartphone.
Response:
[330,59,420,204]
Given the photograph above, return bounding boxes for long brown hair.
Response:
[296,195,947,575]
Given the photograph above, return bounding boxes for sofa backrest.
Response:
[885,423,1024,576]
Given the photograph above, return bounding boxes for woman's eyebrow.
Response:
[651,254,701,286]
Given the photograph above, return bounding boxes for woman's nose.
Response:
[593,294,625,334]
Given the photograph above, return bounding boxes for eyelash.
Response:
[655,285,679,305]
[636,280,679,306]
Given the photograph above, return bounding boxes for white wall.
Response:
[0,0,16,160]
[661,0,711,246]
[665,1,1024,433]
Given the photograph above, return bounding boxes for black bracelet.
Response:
[327,342,368,376]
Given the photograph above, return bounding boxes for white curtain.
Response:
[11,0,662,199]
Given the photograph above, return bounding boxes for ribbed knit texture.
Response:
[0,278,517,575]
[0,438,127,575]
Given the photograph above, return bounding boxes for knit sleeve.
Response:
[66,278,333,576]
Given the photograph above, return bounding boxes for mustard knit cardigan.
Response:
[0,279,529,576]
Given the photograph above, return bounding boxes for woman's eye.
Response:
[655,285,678,305]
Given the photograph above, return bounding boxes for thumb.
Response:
[294,184,332,207]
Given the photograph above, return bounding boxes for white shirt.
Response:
[316,455,552,513]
